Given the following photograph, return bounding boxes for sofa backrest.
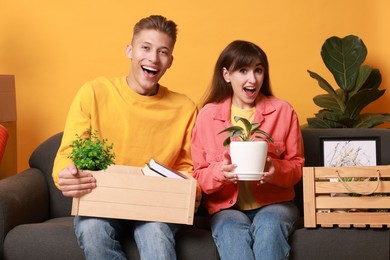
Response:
[29,132,71,218]
[28,128,390,219]
[301,128,390,166]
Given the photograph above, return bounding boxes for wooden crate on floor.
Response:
[303,166,390,228]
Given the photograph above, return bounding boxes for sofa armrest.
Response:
[0,168,49,251]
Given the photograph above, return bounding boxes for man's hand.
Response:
[58,164,97,197]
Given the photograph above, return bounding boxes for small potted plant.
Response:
[218,116,273,180]
[68,128,115,171]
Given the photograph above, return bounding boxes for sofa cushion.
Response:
[3,217,85,260]
[3,216,218,260]
[290,227,390,260]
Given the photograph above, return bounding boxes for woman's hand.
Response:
[221,151,238,184]
[259,156,275,184]
[194,184,202,212]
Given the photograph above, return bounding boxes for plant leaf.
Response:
[234,116,252,141]
[351,65,372,96]
[253,129,274,143]
[307,70,345,111]
[250,122,261,132]
[217,126,244,135]
[321,35,367,92]
[313,94,343,114]
[354,113,390,128]
[307,117,335,128]
[312,110,347,128]
[344,88,385,119]
[359,68,382,90]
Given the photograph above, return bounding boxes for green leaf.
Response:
[313,94,343,114]
[344,88,385,119]
[253,129,274,143]
[307,70,345,110]
[359,68,382,90]
[311,111,347,128]
[351,65,372,96]
[354,113,390,128]
[307,117,334,128]
[321,35,367,92]
[234,116,252,140]
[217,126,244,135]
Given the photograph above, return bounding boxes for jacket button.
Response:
[276,148,280,153]
[229,200,233,204]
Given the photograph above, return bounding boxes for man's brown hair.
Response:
[133,15,177,45]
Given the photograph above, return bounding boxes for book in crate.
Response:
[303,166,390,228]
[141,158,188,179]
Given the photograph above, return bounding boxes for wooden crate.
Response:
[303,166,390,228]
[72,165,197,225]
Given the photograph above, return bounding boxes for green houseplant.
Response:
[68,128,115,171]
[307,35,390,128]
[218,116,273,146]
[218,116,273,180]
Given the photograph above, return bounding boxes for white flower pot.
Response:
[230,141,268,181]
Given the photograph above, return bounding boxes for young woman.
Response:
[191,40,304,260]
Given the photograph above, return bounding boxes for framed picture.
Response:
[320,136,381,167]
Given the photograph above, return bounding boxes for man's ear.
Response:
[125,44,132,59]
[168,55,174,69]
[222,67,230,83]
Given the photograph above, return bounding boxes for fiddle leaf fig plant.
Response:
[218,116,274,147]
[68,128,115,171]
[307,35,390,128]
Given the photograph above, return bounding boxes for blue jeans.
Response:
[74,216,180,260]
[210,202,299,260]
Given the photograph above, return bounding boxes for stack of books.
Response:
[141,158,188,179]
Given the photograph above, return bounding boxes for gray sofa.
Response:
[0,128,389,260]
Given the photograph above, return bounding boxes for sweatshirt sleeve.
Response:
[172,105,198,175]
[52,83,93,188]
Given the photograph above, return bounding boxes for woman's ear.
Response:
[222,67,230,83]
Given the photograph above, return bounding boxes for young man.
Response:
[52,15,200,259]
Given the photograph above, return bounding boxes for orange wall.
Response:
[1,0,390,172]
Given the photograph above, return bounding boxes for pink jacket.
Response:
[191,95,304,215]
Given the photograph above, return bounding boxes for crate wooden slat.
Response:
[303,166,390,228]
[72,165,197,225]
[315,212,390,228]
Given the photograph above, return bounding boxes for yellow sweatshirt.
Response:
[52,76,197,188]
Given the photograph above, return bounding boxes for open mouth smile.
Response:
[142,65,159,76]
[243,86,256,95]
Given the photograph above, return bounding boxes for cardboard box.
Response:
[72,165,197,225]
[0,75,17,179]
[303,166,390,228]
[0,75,16,122]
